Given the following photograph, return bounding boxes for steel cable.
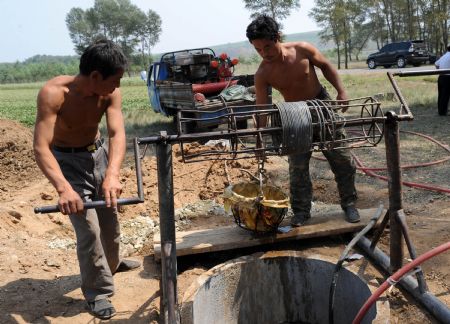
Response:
[275,101,313,154]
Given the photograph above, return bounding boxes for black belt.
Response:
[53,138,104,153]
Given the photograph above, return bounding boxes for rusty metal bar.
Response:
[156,131,179,324]
[384,111,404,272]
[386,72,414,120]
[392,69,450,77]
[395,210,429,293]
[369,210,390,250]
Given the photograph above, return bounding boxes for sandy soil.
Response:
[0,111,449,323]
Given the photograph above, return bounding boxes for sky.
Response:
[0,0,318,63]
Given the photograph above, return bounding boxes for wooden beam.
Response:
[153,207,383,260]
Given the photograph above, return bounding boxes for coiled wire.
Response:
[275,101,313,155]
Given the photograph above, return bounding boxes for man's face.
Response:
[92,69,124,96]
[251,39,281,63]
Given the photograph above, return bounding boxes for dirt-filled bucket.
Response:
[223,182,289,233]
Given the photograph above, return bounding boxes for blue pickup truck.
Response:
[146,48,255,132]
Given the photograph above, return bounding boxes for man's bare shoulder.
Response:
[284,41,317,53]
[42,75,74,91]
[38,76,74,109]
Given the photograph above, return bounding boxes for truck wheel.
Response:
[368,59,376,69]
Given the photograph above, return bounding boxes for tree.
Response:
[66,0,162,63]
[138,10,162,70]
[243,0,300,22]
[310,0,346,68]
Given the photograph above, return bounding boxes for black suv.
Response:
[367,40,429,69]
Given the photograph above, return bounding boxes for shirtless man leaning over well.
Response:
[246,15,360,226]
[33,39,139,320]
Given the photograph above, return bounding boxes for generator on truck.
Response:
[146,48,257,132]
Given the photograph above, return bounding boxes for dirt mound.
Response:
[0,119,40,199]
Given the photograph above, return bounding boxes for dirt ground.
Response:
[0,105,449,323]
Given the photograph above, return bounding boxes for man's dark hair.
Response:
[79,39,128,79]
[246,15,280,42]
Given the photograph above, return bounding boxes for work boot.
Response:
[343,205,360,223]
[115,259,141,273]
[291,213,311,227]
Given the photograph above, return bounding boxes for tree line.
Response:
[4,0,450,83]
[310,0,450,69]
[0,56,79,84]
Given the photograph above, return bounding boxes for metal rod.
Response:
[357,236,450,323]
[34,139,145,214]
[134,137,145,201]
[384,112,404,272]
[369,210,390,250]
[392,69,450,77]
[138,126,283,144]
[395,210,429,293]
[156,131,179,324]
[34,198,143,214]
[387,72,414,120]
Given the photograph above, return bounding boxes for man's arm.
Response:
[33,85,84,215]
[302,42,349,111]
[102,88,126,208]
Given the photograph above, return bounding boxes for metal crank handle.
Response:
[34,197,143,214]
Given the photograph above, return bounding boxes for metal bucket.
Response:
[223,182,289,233]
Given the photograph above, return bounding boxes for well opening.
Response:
[181,251,389,324]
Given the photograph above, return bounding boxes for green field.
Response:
[0,77,175,140]
[0,64,439,142]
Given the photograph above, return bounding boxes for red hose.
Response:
[352,241,450,324]
[352,153,450,194]
[314,130,450,194]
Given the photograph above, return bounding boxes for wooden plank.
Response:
[153,207,384,260]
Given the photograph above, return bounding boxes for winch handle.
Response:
[34,137,145,214]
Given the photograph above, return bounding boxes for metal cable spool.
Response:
[307,99,346,150]
[275,101,313,155]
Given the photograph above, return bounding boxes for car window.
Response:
[400,42,410,50]
[381,44,390,52]
[412,42,426,50]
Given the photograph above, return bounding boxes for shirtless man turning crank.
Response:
[246,15,360,226]
[33,39,140,320]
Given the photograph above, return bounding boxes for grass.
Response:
[0,65,440,138]
[0,76,174,138]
